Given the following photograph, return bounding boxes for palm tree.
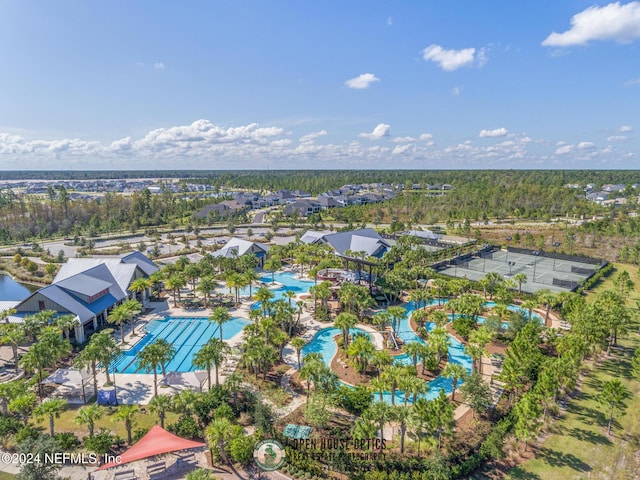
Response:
[381,365,405,406]
[536,289,557,324]
[129,277,152,304]
[351,417,378,441]
[54,314,79,342]
[197,276,218,307]
[483,272,503,300]
[224,371,243,409]
[165,274,186,307]
[404,341,423,369]
[149,394,172,428]
[513,273,527,296]
[209,307,232,341]
[193,338,229,388]
[107,305,130,345]
[243,270,260,298]
[75,404,103,437]
[172,390,200,418]
[154,338,176,378]
[290,337,307,369]
[334,312,357,350]
[392,405,411,454]
[387,306,407,337]
[347,334,375,373]
[8,393,37,425]
[113,404,139,444]
[0,324,25,367]
[206,416,236,463]
[253,286,274,317]
[363,402,391,452]
[263,257,282,284]
[411,309,428,332]
[138,342,164,397]
[34,398,67,436]
[430,310,449,330]
[121,299,142,337]
[93,331,119,386]
[598,379,628,435]
[442,363,468,402]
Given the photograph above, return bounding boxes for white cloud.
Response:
[345,73,380,89]
[359,123,391,140]
[153,62,165,70]
[387,16,393,26]
[391,136,416,143]
[542,1,640,47]
[479,128,509,138]
[0,121,632,169]
[607,135,627,141]
[620,125,633,132]
[421,44,485,71]
[625,77,640,86]
[271,139,292,147]
[555,144,573,155]
[451,86,464,96]
[392,144,413,155]
[299,130,328,143]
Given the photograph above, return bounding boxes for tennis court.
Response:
[439,247,605,294]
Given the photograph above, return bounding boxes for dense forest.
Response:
[1,170,640,249]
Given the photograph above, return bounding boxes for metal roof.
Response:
[121,251,160,276]
[56,274,113,298]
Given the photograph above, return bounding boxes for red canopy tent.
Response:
[96,425,206,470]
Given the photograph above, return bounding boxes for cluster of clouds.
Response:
[542,1,640,46]
[0,119,634,169]
[344,1,640,91]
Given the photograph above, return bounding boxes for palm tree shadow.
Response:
[536,447,592,472]
[506,466,542,479]
[568,426,612,446]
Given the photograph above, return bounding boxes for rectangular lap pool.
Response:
[110,316,249,374]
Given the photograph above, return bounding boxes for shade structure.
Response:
[96,425,205,470]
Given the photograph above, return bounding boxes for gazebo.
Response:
[95,425,205,477]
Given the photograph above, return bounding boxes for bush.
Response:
[451,316,476,340]
[0,415,22,437]
[132,427,149,443]
[84,429,115,454]
[229,434,255,465]
[54,432,80,450]
[337,385,373,415]
[14,425,42,444]
[167,415,201,439]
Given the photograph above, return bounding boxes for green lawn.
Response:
[508,262,640,479]
[31,404,180,441]
[0,472,15,480]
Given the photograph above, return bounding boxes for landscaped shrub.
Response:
[336,385,373,415]
[167,415,201,439]
[54,432,80,450]
[451,316,476,340]
[84,429,115,454]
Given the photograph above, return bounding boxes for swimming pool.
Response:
[110,316,249,374]
[250,271,314,310]
[301,300,473,404]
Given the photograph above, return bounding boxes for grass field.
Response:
[30,404,180,442]
[507,263,640,479]
[0,472,15,480]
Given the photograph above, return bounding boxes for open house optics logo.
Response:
[253,439,286,471]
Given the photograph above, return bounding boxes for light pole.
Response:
[552,242,561,270]
[532,251,539,283]
[505,236,512,263]
[508,261,515,276]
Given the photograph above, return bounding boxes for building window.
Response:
[38,300,45,311]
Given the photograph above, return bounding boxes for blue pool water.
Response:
[250,271,314,310]
[110,316,249,374]
[301,300,473,404]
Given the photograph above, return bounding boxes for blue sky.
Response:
[0,1,638,170]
